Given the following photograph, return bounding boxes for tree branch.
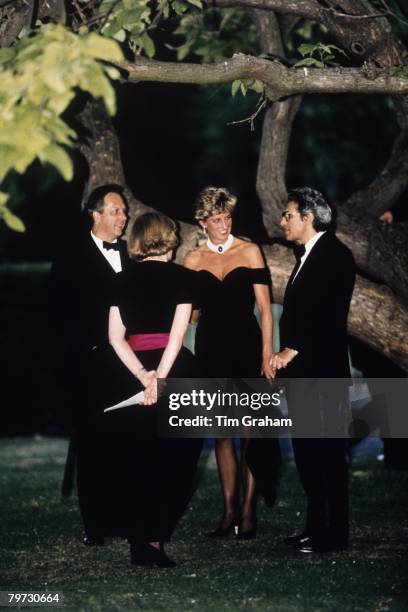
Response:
[345,130,408,216]
[121,55,408,96]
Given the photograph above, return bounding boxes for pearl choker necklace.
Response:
[206,234,234,254]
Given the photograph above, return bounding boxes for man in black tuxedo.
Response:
[51,184,132,545]
[273,187,355,553]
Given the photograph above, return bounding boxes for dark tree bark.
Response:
[251,10,303,234]
[77,99,145,220]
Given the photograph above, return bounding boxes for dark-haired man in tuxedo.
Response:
[273,187,355,554]
[51,184,132,545]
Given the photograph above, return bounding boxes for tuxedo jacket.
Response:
[50,232,130,356]
[279,232,355,378]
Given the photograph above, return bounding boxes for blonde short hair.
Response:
[128,212,179,261]
[194,187,237,222]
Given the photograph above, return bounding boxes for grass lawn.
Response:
[0,437,407,611]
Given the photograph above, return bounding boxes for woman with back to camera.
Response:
[105,211,202,568]
[184,187,281,539]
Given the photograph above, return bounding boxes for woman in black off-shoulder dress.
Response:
[101,212,202,568]
[185,187,281,540]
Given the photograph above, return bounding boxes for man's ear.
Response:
[92,210,100,226]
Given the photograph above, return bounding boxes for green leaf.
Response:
[173,1,188,15]
[294,57,324,68]
[186,0,203,8]
[297,43,316,57]
[38,144,73,180]
[81,33,123,62]
[0,191,9,206]
[250,79,264,94]
[141,32,155,58]
[231,79,241,97]
[1,205,26,232]
[240,81,247,96]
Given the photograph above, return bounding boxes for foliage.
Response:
[294,42,348,68]
[98,0,203,58]
[389,65,408,79]
[0,23,122,231]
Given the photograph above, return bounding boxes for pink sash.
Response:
[128,333,170,351]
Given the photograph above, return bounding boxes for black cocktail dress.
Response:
[88,261,202,542]
[194,265,281,504]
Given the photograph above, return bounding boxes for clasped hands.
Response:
[270,347,298,373]
[138,369,158,405]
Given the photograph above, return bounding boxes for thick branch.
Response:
[251,9,302,231]
[122,55,408,96]
[214,0,323,20]
[345,130,408,216]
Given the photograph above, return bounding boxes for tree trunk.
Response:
[77,98,146,219]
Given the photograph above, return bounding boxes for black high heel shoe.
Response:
[237,517,257,540]
[206,515,239,538]
[130,542,176,568]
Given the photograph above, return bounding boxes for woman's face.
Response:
[202,211,232,243]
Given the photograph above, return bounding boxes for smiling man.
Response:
[50,184,130,546]
[273,187,355,554]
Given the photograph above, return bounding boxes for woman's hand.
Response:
[141,377,158,406]
[270,348,298,371]
[138,368,157,389]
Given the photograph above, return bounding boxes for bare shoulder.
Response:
[184,248,205,270]
[234,239,263,267]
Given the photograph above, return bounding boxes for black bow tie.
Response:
[103,241,120,251]
[294,244,306,263]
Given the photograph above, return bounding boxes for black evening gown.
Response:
[195,266,281,505]
[88,261,202,542]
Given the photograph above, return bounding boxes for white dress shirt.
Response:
[292,231,325,283]
[90,232,122,273]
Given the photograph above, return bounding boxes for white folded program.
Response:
[104,391,145,412]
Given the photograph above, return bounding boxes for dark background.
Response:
[0,84,406,434]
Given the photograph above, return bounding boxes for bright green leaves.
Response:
[231,79,264,97]
[0,24,123,231]
[295,42,348,68]
[174,8,258,63]
[100,0,156,57]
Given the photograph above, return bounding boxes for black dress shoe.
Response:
[83,534,104,546]
[237,517,257,540]
[296,538,347,554]
[130,543,176,568]
[206,516,239,538]
[283,532,309,546]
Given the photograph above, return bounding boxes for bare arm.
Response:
[248,244,275,380]
[156,303,192,379]
[108,306,156,390]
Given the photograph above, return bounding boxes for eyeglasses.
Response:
[281,211,301,222]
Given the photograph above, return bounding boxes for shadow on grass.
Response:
[0,437,407,611]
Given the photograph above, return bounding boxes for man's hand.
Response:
[261,354,276,380]
[270,347,298,371]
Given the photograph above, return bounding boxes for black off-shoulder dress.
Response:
[194,265,281,504]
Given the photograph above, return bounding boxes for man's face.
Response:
[92,193,127,242]
[280,201,311,244]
